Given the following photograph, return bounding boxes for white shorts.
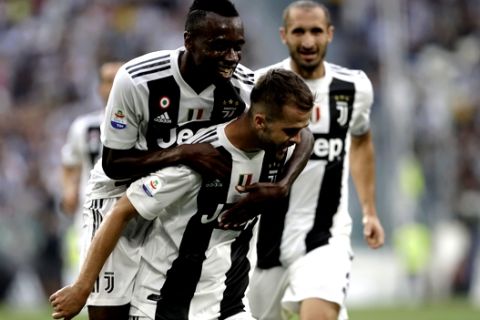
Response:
[81,198,153,306]
[248,237,353,320]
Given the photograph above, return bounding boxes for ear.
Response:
[254,113,267,130]
[184,31,192,50]
[327,25,335,44]
[279,27,287,45]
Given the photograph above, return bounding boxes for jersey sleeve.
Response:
[126,166,201,221]
[101,65,141,150]
[61,117,84,167]
[350,71,374,136]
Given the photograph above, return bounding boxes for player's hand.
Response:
[363,215,385,249]
[219,182,289,228]
[179,143,230,179]
[49,285,88,319]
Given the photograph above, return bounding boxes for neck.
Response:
[179,51,213,93]
[225,114,260,152]
[291,59,325,80]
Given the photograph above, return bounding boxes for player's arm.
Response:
[219,128,313,228]
[102,143,230,180]
[277,127,313,191]
[350,130,384,249]
[60,165,81,215]
[49,196,138,319]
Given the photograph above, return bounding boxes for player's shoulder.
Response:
[231,63,255,89]
[327,61,370,85]
[254,59,288,78]
[122,49,177,83]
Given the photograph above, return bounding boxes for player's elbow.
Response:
[102,147,124,179]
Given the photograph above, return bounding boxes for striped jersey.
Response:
[126,122,292,320]
[255,59,374,268]
[62,109,103,218]
[86,48,254,200]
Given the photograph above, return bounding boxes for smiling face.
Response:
[185,12,245,82]
[280,6,334,79]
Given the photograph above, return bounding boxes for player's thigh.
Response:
[248,266,289,320]
[283,239,353,318]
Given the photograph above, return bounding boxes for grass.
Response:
[1,299,478,319]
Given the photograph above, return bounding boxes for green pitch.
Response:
[1,299,479,320]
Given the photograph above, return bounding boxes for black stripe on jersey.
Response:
[232,73,255,86]
[305,77,355,251]
[86,125,101,166]
[128,59,170,78]
[233,67,255,85]
[151,148,233,320]
[256,151,290,269]
[125,54,170,72]
[130,65,171,79]
[219,219,257,319]
[90,199,104,240]
[188,125,218,144]
[146,76,181,149]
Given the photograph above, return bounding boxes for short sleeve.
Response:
[350,71,374,136]
[126,166,200,220]
[101,66,141,150]
[61,117,83,167]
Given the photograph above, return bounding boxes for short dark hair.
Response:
[283,0,332,28]
[251,69,314,120]
[185,0,239,33]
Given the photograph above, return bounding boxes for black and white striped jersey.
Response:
[126,122,291,320]
[255,59,374,268]
[86,48,255,200]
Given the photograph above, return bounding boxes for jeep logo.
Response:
[157,127,209,148]
[312,138,344,162]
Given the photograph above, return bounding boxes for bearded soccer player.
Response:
[249,2,385,320]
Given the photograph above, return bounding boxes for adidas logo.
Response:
[154,112,171,124]
[205,179,223,188]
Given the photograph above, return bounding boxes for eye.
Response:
[283,128,301,137]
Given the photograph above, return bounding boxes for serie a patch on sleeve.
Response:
[110,109,127,129]
[142,176,161,197]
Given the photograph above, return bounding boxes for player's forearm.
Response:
[102,146,181,180]
[278,127,313,189]
[61,166,81,214]
[350,132,377,217]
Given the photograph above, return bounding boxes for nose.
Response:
[224,48,240,63]
[290,131,302,145]
[301,33,316,49]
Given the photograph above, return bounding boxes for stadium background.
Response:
[0,0,479,318]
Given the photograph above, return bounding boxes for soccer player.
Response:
[60,61,122,283]
[52,0,313,319]
[248,2,385,320]
[50,69,314,320]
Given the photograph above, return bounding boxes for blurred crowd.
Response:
[0,0,479,306]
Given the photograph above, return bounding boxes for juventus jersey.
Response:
[126,122,292,320]
[62,109,103,212]
[86,48,254,200]
[255,59,374,268]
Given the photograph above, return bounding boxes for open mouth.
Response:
[217,66,235,78]
[299,52,317,61]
